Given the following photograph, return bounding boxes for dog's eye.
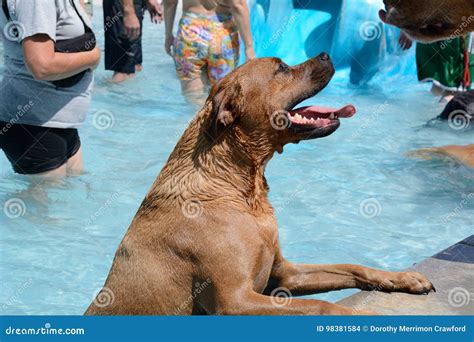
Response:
[277,63,290,73]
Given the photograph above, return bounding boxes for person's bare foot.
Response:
[135,64,143,72]
[109,72,136,83]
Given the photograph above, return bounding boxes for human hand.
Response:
[398,30,413,50]
[165,35,174,56]
[146,0,164,24]
[245,48,256,61]
[123,10,141,40]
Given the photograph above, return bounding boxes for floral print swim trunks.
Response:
[173,12,240,84]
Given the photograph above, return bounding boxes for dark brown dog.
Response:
[379,0,474,42]
[85,55,434,315]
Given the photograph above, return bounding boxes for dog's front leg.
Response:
[214,291,371,315]
[268,260,435,296]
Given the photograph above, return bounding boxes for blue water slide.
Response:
[247,0,417,85]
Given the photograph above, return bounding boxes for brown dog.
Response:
[409,145,474,168]
[85,55,434,315]
[379,0,474,42]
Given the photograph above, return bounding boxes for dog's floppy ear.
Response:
[207,83,241,138]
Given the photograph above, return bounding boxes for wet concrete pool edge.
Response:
[338,236,474,315]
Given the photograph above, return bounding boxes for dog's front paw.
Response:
[378,271,435,295]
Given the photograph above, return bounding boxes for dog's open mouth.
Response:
[288,105,356,137]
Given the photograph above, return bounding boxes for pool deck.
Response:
[337,236,474,315]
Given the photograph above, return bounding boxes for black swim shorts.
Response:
[0,122,81,175]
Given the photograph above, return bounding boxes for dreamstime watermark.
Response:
[92,11,124,42]
[359,198,382,218]
[262,12,301,50]
[0,101,35,136]
[0,278,33,312]
[440,16,474,49]
[3,20,25,42]
[351,281,388,314]
[181,198,203,219]
[85,191,121,227]
[270,287,292,308]
[92,110,115,130]
[92,287,115,308]
[441,193,474,224]
[174,279,212,314]
[351,101,389,140]
[5,323,85,336]
[104,12,123,33]
[448,287,470,308]
[359,21,383,41]
[3,198,26,219]
[270,110,291,130]
[447,110,472,131]
[274,188,302,212]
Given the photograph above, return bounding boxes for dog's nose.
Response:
[318,52,330,61]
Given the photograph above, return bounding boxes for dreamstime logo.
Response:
[448,110,471,130]
[92,110,115,130]
[441,193,473,224]
[181,199,203,219]
[440,16,474,49]
[359,21,382,41]
[262,12,300,50]
[448,287,470,308]
[174,279,212,314]
[93,287,115,308]
[3,21,25,42]
[3,198,26,219]
[270,287,292,308]
[351,101,388,140]
[1,278,33,312]
[270,110,291,130]
[359,198,382,218]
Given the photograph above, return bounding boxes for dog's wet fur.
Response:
[380,0,474,42]
[86,56,434,315]
[410,93,474,168]
[409,145,474,168]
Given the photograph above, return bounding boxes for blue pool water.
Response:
[1,3,473,315]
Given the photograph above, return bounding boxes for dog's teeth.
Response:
[329,113,335,120]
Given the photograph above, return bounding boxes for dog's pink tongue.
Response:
[291,105,356,118]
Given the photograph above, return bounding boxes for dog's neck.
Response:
[145,104,274,214]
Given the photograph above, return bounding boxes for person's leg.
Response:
[67,147,83,175]
[173,14,209,104]
[207,15,240,84]
[36,164,67,177]
[0,123,73,177]
[180,78,207,106]
[132,0,144,73]
[104,0,139,83]
[64,129,83,175]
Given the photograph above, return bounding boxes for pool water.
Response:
[1,6,473,315]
